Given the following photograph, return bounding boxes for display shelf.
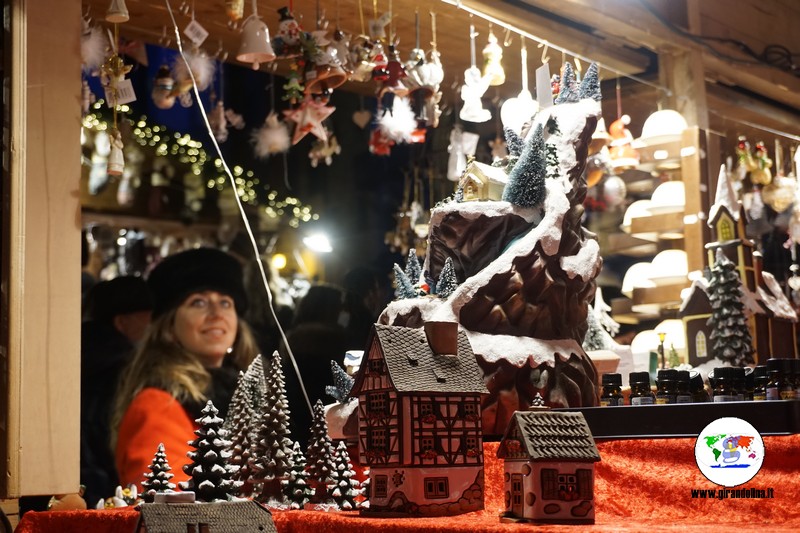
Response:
[557,400,800,439]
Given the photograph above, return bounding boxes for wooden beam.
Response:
[706,83,800,137]
[454,0,652,75]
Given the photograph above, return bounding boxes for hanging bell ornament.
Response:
[482,29,505,86]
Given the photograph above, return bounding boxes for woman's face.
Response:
[173,290,238,368]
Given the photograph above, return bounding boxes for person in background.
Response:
[81,276,153,507]
[281,283,347,449]
[340,266,386,351]
[112,248,259,490]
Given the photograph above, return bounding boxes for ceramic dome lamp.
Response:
[236,1,276,70]
[636,109,688,147]
[500,38,538,134]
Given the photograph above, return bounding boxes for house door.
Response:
[511,474,523,516]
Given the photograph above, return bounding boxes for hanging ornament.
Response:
[602,175,627,208]
[352,96,372,128]
[500,38,538,134]
[208,100,229,142]
[378,45,408,97]
[750,141,773,186]
[107,129,125,177]
[350,37,377,82]
[377,96,416,143]
[608,115,639,170]
[735,136,757,181]
[303,31,348,95]
[151,65,177,110]
[252,112,291,158]
[459,24,492,123]
[489,135,508,162]
[369,128,394,156]
[225,0,244,25]
[309,132,342,167]
[586,146,612,188]
[447,125,481,181]
[81,15,109,75]
[330,29,352,73]
[482,27,505,86]
[282,63,305,105]
[405,11,444,128]
[88,131,111,195]
[271,6,305,58]
[81,79,96,115]
[762,176,795,213]
[283,96,335,145]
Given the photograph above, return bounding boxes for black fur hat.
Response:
[84,275,153,321]
[147,248,247,318]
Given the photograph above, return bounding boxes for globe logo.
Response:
[694,417,765,487]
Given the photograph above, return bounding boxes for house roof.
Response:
[137,500,277,533]
[708,163,739,224]
[366,324,488,395]
[678,278,711,316]
[497,410,601,462]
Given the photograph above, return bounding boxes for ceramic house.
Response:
[497,410,600,525]
[136,500,277,533]
[679,278,713,367]
[351,322,488,517]
[458,160,508,201]
[755,269,799,359]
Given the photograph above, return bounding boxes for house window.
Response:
[420,403,434,416]
[695,331,707,359]
[368,392,388,414]
[424,477,449,499]
[717,217,734,241]
[558,473,578,500]
[369,428,387,450]
[187,526,196,533]
[465,436,478,450]
[198,525,210,533]
[462,402,477,417]
[511,476,523,507]
[421,437,434,451]
[369,358,383,374]
[541,468,559,500]
[374,475,388,498]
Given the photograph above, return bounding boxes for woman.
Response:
[112,248,259,490]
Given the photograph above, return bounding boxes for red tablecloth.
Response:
[16,436,800,532]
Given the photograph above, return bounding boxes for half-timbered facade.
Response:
[498,410,601,524]
[351,322,488,516]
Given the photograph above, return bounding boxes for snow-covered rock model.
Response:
[382,64,603,435]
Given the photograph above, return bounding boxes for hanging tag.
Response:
[184,19,209,46]
[535,63,552,109]
[105,79,137,107]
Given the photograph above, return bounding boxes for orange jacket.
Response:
[115,387,197,490]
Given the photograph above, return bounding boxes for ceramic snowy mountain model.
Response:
[382,64,603,435]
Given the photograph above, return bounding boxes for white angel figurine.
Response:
[459,66,492,123]
[107,130,124,176]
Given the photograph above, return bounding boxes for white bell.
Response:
[106,0,129,24]
[236,15,276,69]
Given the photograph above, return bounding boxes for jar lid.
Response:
[602,373,622,386]
[629,371,651,386]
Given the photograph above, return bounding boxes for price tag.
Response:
[184,19,209,46]
[105,79,137,107]
[535,63,553,109]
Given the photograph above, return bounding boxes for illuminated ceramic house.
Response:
[351,322,488,516]
[679,278,713,367]
[458,160,509,201]
[136,500,277,533]
[497,410,600,525]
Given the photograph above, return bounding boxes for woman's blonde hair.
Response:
[111,307,258,448]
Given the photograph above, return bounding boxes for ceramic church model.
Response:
[380,64,604,435]
[497,408,600,525]
[136,500,277,533]
[685,165,799,365]
[350,322,488,516]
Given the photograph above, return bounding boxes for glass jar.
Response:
[690,370,710,403]
[600,373,624,406]
[766,358,796,400]
[675,370,692,403]
[712,367,739,402]
[752,365,768,401]
[629,371,655,405]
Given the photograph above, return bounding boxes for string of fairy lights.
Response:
[81,99,318,228]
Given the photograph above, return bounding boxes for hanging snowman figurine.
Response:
[271,6,303,58]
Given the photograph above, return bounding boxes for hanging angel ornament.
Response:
[309,132,341,167]
[107,129,125,177]
[482,28,505,86]
[81,79,96,115]
[447,125,480,181]
[252,111,290,158]
[459,25,492,123]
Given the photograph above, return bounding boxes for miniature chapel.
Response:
[497,409,600,524]
[350,322,488,516]
[136,500,277,533]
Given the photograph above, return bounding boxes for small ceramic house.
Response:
[679,278,712,367]
[756,270,799,358]
[497,410,601,525]
[458,160,508,201]
[351,322,488,517]
[136,500,277,533]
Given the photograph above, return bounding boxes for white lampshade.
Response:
[621,262,656,298]
[638,109,688,146]
[621,200,657,240]
[649,249,688,285]
[648,181,685,214]
[236,15,276,69]
[500,90,538,135]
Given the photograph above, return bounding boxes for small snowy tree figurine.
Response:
[329,441,361,510]
[325,361,354,403]
[706,249,755,366]
[404,249,422,285]
[282,441,314,509]
[582,306,613,351]
[180,401,241,502]
[502,124,546,208]
[578,63,602,101]
[141,443,175,503]
[554,62,579,104]
[251,351,294,503]
[436,257,459,298]
[392,263,417,299]
[306,400,337,504]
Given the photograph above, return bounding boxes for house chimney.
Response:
[424,321,459,356]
